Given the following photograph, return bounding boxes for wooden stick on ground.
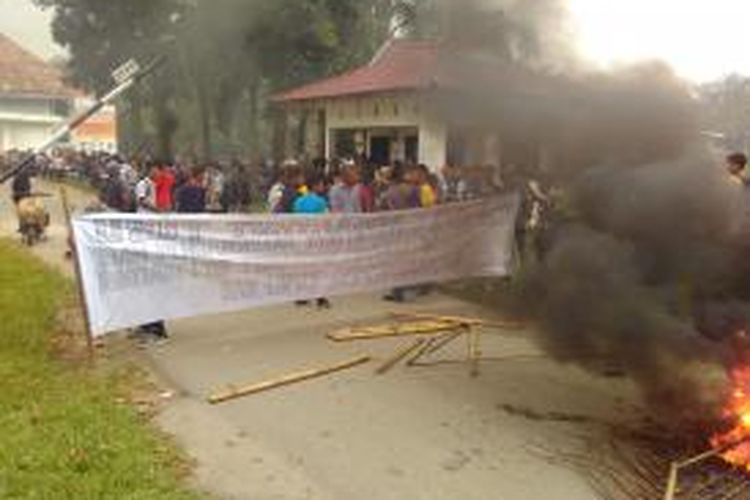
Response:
[390,311,482,326]
[405,337,439,366]
[328,321,459,342]
[375,338,428,375]
[390,311,525,330]
[208,355,371,404]
[663,435,750,500]
[468,327,482,378]
[663,462,679,500]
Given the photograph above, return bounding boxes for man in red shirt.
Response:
[153,163,176,212]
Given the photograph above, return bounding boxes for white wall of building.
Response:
[325,94,422,129]
[418,113,447,171]
[319,92,448,170]
[0,120,57,151]
[0,96,67,152]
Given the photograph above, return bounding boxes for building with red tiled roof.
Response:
[0,33,76,99]
[275,39,448,168]
[275,40,440,103]
[0,33,77,152]
[274,38,543,170]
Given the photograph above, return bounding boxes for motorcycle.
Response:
[16,196,50,246]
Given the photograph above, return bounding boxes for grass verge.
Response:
[0,239,203,499]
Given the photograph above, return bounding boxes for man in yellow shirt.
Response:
[415,164,436,208]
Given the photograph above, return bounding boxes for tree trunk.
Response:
[247,78,260,160]
[153,84,177,162]
[195,75,213,162]
[272,105,287,164]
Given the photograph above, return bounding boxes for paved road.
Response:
[1,180,636,499]
[0,179,89,276]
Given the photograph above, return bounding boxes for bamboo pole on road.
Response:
[208,355,371,404]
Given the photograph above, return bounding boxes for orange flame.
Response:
[711,366,750,472]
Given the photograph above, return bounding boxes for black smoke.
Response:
[431,0,743,425]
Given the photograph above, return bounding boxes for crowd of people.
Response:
[267,160,507,215]
[9,148,519,218]
[264,158,527,306]
[9,146,548,253]
[15,149,258,215]
[9,147,549,339]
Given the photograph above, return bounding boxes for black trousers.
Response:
[140,321,168,338]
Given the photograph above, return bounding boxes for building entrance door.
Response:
[405,136,418,164]
[369,136,391,166]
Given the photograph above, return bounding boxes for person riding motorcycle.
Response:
[11,169,31,204]
[12,168,49,245]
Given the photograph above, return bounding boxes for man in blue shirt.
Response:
[294,174,329,214]
[293,173,331,309]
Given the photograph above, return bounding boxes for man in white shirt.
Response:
[120,161,138,188]
[132,164,169,344]
[134,167,157,213]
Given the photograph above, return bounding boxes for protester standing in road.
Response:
[380,163,420,212]
[293,173,332,309]
[133,164,169,344]
[273,162,306,214]
[415,164,437,209]
[134,166,157,213]
[225,163,252,212]
[100,163,130,212]
[153,162,176,212]
[293,174,329,215]
[438,164,466,204]
[381,164,422,303]
[329,162,364,213]
[176,167,207,213]
[267,172,285,213]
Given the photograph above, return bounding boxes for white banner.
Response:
[72,195,519,336]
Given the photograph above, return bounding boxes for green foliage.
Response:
[32,0,397,159]
[34,0,184,93]
[31,0,564,159]
[0,241,203,500]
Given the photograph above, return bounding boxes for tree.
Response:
[33,0,427,160]
[34,0,186,158]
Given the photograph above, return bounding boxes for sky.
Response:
[0,0,61,59]
[1,0,750,83]
[568,0,750,82]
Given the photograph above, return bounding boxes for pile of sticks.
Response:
[663,436,750,500]
[208,311,520,405]
[329,311,522,377]
[517,408,750,500]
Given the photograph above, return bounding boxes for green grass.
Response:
[0,240,204,500]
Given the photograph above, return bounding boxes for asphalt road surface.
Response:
[1,179,641,500]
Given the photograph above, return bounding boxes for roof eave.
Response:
[272,84,433,104]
